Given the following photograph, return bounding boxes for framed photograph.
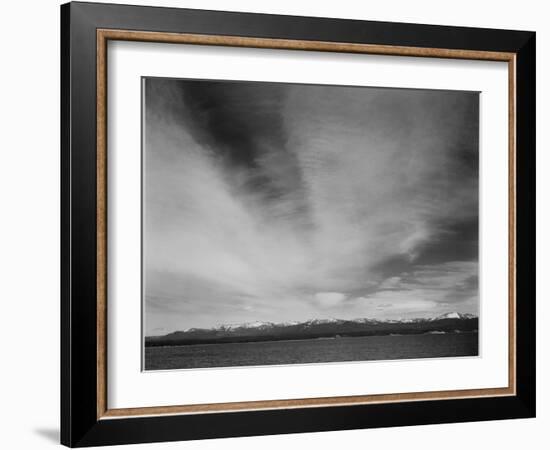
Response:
[61,2,535,447]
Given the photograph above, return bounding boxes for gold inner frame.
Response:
[96,28,517,420]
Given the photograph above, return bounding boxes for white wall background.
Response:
[0,0,546,448]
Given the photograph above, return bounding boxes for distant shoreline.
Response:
[146,330,479,348]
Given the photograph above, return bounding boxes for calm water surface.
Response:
[145,332,478,370]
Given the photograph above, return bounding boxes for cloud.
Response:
[379,277,402,290]
[143,79,479,333]
[358,261,478,319]
[314,292,347,308]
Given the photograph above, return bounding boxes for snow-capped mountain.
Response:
[218,321,275,331]
[146,313,478,346]
[183,313,477,334]
[303,318,344,327]
[433,312,476,320]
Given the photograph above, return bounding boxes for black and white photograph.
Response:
[143,77,480,371]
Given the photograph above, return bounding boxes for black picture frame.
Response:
[61,1,535,447]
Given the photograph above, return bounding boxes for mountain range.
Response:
[145,312,478,347]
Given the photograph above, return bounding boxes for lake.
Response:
[144,332,478,370]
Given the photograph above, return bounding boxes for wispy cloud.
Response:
[144,79,479,334]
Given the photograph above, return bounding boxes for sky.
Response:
[143,77,479,335]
